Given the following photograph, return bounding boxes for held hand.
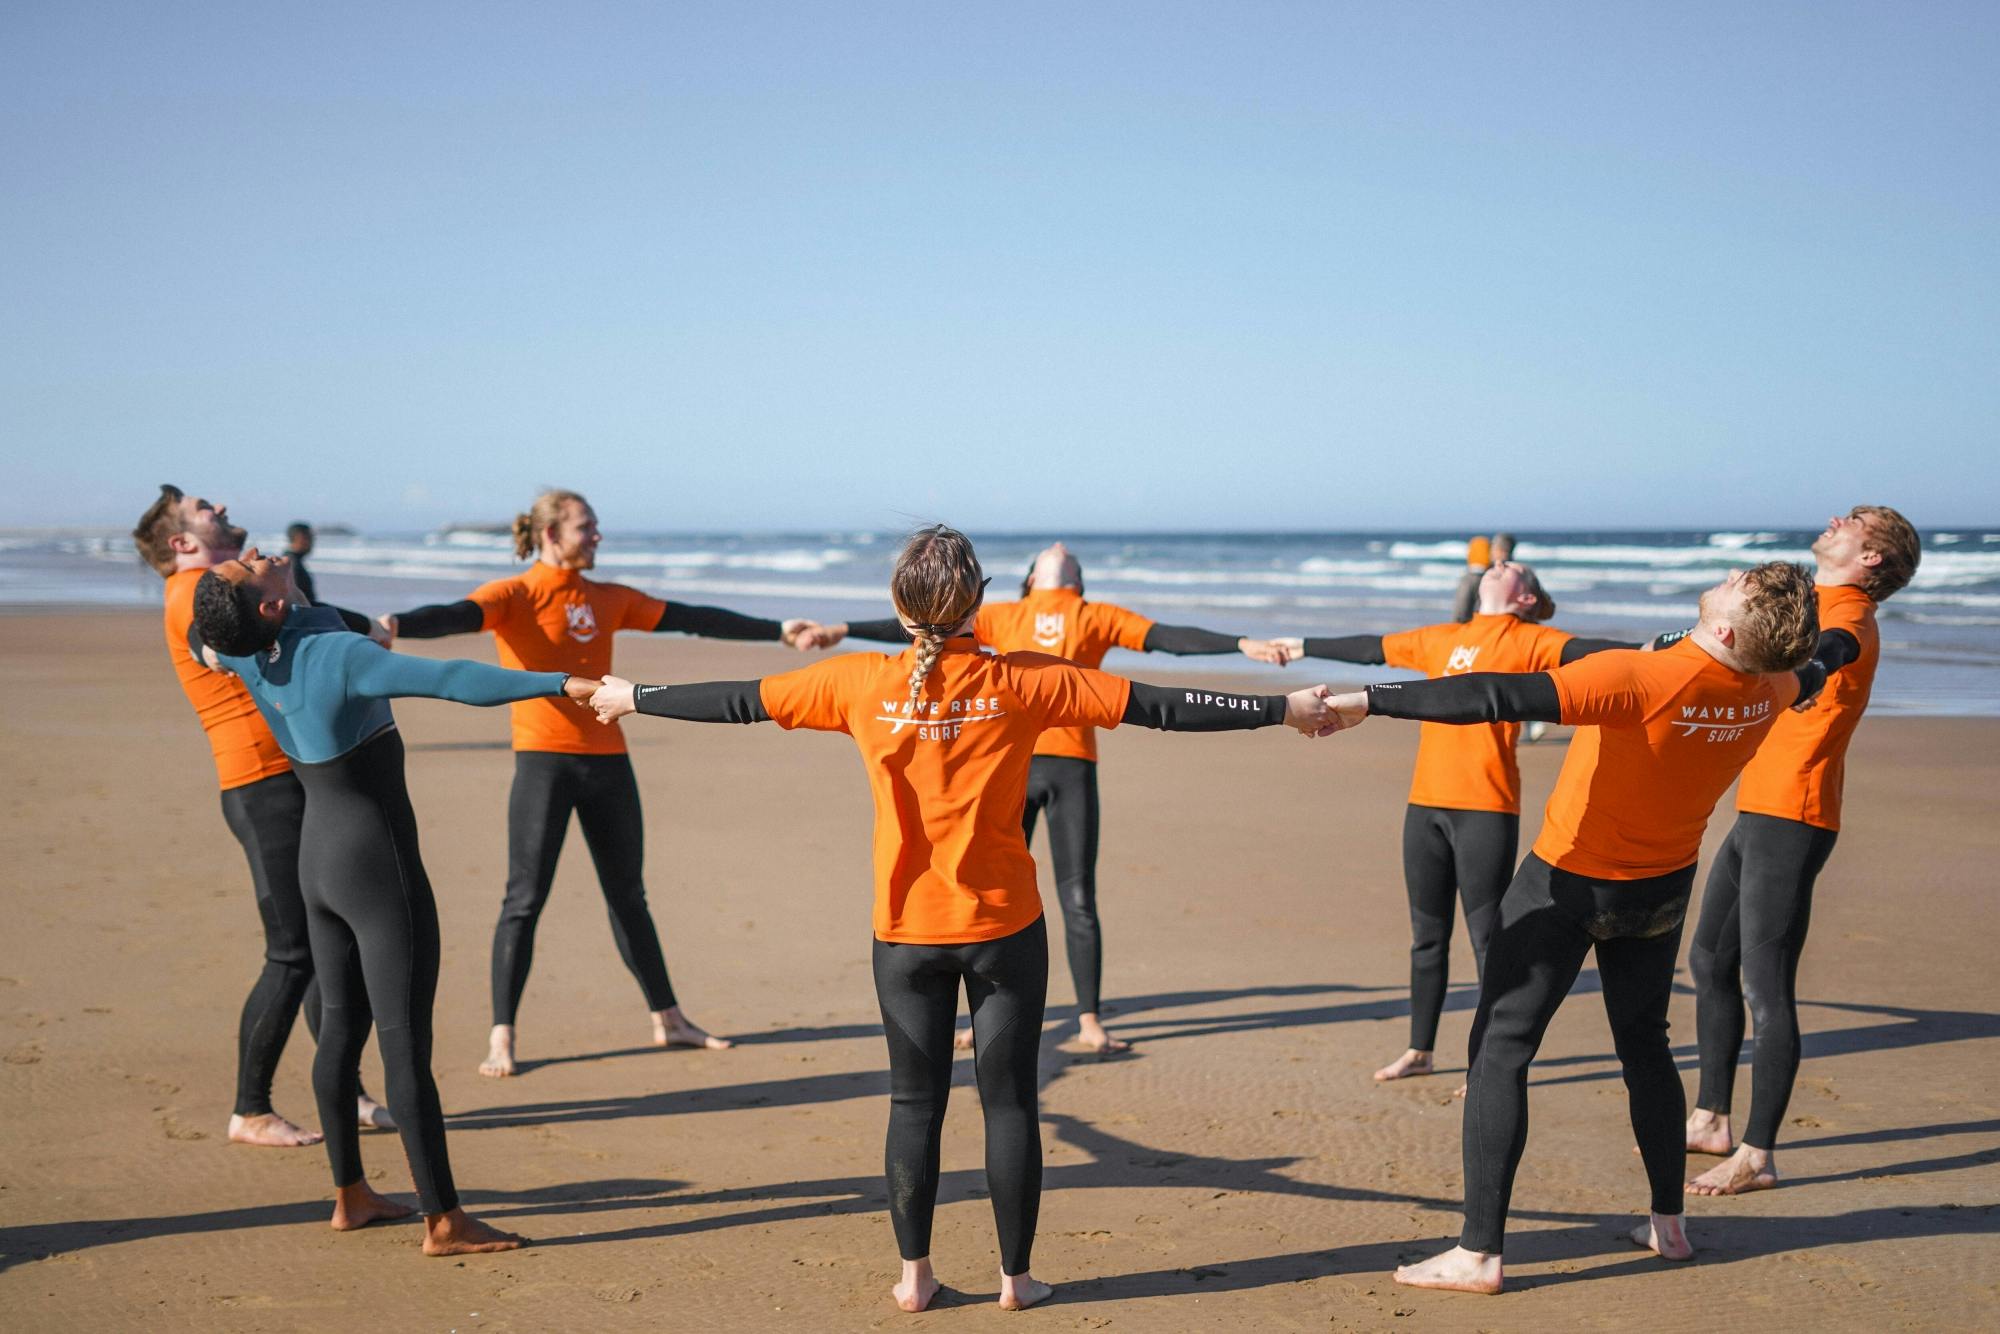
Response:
[562,675,603,705]
[780,618,819,650]
[1239,637,1293,667]
[1273,636,1305,660]
[1283,684,1335,735]
[1326,690,1371,733]
[590,675,638,724]
[368,615,395,648]
[797,622,850,650]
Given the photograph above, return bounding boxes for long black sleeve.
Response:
[843,617,913,644]
[632,680,771,723]
[1366,672,1564,725]
[1141,624,1243,655]
[325,604,372,636]
[654,603,786,641]
[1301,635,1387,665]
[1120,681,1287,731]
[393,599,483,639]
[1792,627,1864,707]
[1558,637,1638,665]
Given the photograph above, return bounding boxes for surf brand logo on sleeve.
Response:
[1032,612,1065,649]
[564,600,600,644]
[1445,644,1482,675]
[873,694,1008,740]
[1673,697,1776,743]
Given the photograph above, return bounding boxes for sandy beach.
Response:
[3,611,1996,1332]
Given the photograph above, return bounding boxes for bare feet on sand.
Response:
[330,1180,416,1231]
[479,1024,517,1078]
[227,1111,322,1147]
[1684,1107,1734,1155]
[357,1092,396,1130]
[894,1258,941,1312]
[1392,1244,1502,1294]
[653,1006,733,1050]
[953,1026,975,1052]
[1686,1143,1778,1196]
[1071,1013,1130,1054]
[423,1207,526,1256]
[1629,1212,1693,1260]
[998,1270,1053,1310]
[1374,1048,1434,1082]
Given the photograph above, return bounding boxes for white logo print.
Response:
[874,695,1007,740]
[1033,612,1065,649]
[1673,698,1776,743]
[1445,645,1481,675]
[565,601,599,644]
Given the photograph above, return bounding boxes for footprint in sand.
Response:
[4,1043,42,1065]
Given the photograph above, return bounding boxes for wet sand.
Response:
[3,612,1996,1331]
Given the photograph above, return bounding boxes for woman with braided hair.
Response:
[588,524,1339,1313]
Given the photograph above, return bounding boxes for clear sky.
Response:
[4,2,1995,533]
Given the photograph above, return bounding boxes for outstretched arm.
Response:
[383,600,483,640]
[590,675,771,724]
[1141,624,1291,665]
[1330,672,1564,729]
[654,603,814,648]
[343,640,584,707]
[1122,682,1335,735]
[1790,627,1863,710]
[799,616,908,648]
[1285,634,1388,665]
[1558,637,1639,664]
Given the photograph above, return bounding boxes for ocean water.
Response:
[12,526,2000,715]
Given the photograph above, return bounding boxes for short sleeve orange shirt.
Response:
[1378,614,1574,813]
[1533,640,1800,879]
[973,589,1153,762]
[162,568,292,790]
[1735,584,1880,831]
[758,639,1131,944]
[469,563,668,754]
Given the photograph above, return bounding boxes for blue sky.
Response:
[4,2,1995,533]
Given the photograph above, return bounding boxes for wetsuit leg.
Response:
[1735,813,1839,1150]
[572,755,676,1012]
[965,918,1049,1275]
[872,935,962,1262]
[1596,913,1692,1220]
[1448,809,1518,992]
[1691,821,1748,1117]
[220,771,322,1117]
[297,732,458,1214]
[492,752,580,1026]
[1401,806,1457,1052]
[1029,757,1102,1015]
[303,887,371,1193]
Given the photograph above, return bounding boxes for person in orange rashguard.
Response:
[1323,562,1826,1294]
[589,525,1337,1313]
[807,541,1292,1052]
[380,489,827,1077]
[1684,507,1922,1196]
[1281,560,1638,1086]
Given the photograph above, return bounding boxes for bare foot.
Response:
[1453,1082,1468,1099]
[356,1092,396,1130]
[653,1006,733,1050]
[893,1257,940,1312]
[1629,1212,1693,1261]
[1374,1049,1434,1082]
[423,1206,525,1256]
[1686,1144,1778,1196]
[1393,1244,1502,1294]
[1685,1108,1734,1155]
[479,1024,516,1078]
[998,1270,1053,1310]
[227,1111,323,1147]
[1073,1014,1130,1054]
[330,1180,416,1231]
[953,1026,974,1052]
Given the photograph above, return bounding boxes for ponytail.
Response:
[512,489,588,562]
[889,525,985,708]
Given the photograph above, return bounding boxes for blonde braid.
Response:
[889,524,986,712]
[908,629,945,707]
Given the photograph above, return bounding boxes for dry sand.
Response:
[3,612,1996,1331]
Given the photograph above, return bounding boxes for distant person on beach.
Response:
[1321,562,1826,1294]
[1684,507,1921,1196]
[1451,533,1511,622]
[131,485,391,1149]
[588,524,1339,1312]
[378,489,828,1078]
[802,540,1294,1052]
[1278,562,1636,1089]
[189,546,598,1255]
[286,522,317,604]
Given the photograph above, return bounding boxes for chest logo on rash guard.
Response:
[873,696,1007,740]
[1445,645,1481,675]
[1033,612,1065,649]
[564,601,599,644]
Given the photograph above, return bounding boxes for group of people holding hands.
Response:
[131,482,1920,1305]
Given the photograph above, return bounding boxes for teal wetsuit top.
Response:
[206,605,567,764]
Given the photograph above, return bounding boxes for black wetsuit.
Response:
[628,674,1294,1275]
[393,597,788,1025]
[842,617,1250,1018]
[1301,633,1628,1053]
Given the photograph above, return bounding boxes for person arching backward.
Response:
[804,539,1294,1053]
[588,524,1340,1313]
